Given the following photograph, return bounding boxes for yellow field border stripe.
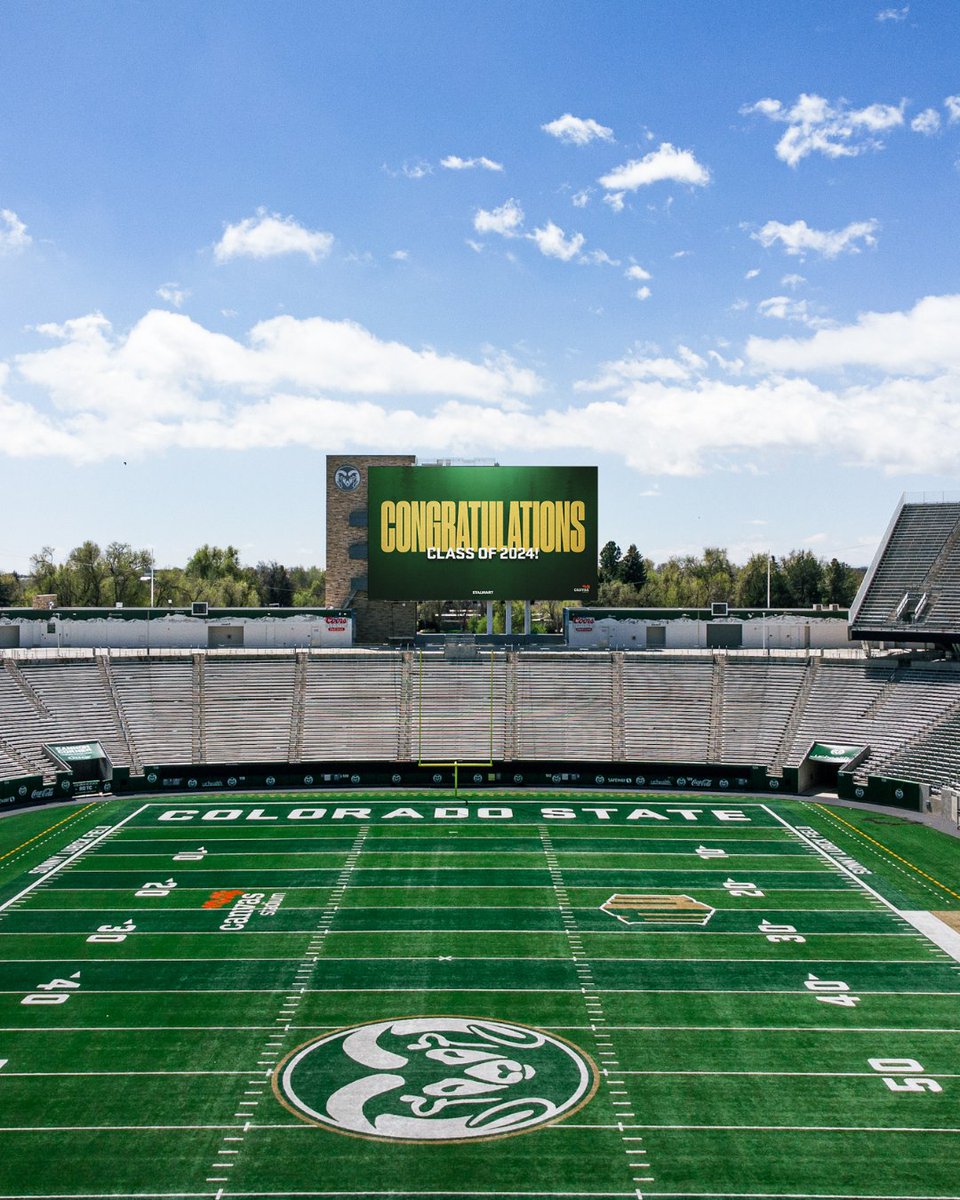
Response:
[0,802,100,865]
[812,802,960,903]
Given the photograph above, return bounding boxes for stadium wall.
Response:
[564,608,850,650]
[0,609,353,649]
[0,755,928,818]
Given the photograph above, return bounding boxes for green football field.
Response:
[1,792,959,1199]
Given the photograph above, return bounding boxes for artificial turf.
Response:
[0,791,957,1199]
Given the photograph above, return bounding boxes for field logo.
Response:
[274,1017,597,1141]
[601,893,715,926]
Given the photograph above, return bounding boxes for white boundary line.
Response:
[0,805,148,915]
[0,1191,953,1200]
[759,805,909,914]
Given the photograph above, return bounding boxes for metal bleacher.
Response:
[851,496,960,642]
[2,647,960,795]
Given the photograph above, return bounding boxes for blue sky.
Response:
[2,0,960,574]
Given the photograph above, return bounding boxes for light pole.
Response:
[139,551,155,609]
[139,554,155,654]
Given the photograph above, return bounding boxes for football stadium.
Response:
[1,465,960,1200]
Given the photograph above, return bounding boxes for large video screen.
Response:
[367,465,598,601]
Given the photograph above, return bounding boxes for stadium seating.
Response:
[851,499,960,638]
[3,648,960,796]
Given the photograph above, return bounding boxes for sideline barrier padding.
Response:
[0,758,926,814]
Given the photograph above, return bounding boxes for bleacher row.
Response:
[2,650,960,792]
[852,500,960,635]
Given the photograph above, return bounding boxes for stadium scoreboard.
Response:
[367,465,598,600]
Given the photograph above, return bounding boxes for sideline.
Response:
[0,801,101,863]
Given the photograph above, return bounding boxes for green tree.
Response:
[104,542,152,606]
[290,566,326,607]
[735,553,773,607]
[0,572,23,606]
[29,546,59,598]
[255,561,294,607]
[185,544,244,582]
[619,544,647,589]
[824,557,863,607]
[66,541,107,606]
[697,546,737,606]
[598,540,622,582]
[780,549,825,607]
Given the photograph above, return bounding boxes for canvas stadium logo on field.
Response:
[273,1017,598,1141]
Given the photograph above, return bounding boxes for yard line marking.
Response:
[7,953,941,963]
[612,1069,960,1078]
[0,1070,262,1077]
[5,986,954,995]
[0,927,923,937]
[540,824,656,1199]
[899,911,960,964]
[202,823,370,1191]
[642,1193,960,1199]
[622,1123,960,1132]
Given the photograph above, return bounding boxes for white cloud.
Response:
[571,188,592,208]
[747,293,960,375]
[599,143,710,192]
[440,155,503,172]
[745,268,761,280]
[541,113,614,145]
[0,209,31,253]
[625,265,652,281]
[473,199,524,237]
[577,347,706,388]
[781,273,806,289]
[876,5,909,18]
[529,221,585,261]
[214,209,334,263]
[603,191,626,212]
[751,218,879,258]
[6,309,541,461]
[635,286,652,301]
[156,283,189,308]
[945,96,960,124]
[741,93,905,166]
[911,108,941,135]
[756,295,828,327]
[7,301,960,478]
[582,249,619,266]
[390,249,409,261]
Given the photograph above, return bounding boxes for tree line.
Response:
[597,542,864,609]
[0,538,863,616]
[0,543,325,609]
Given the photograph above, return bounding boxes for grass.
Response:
[0,791,957,1199]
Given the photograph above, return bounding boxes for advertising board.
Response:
[367,465,597,600]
